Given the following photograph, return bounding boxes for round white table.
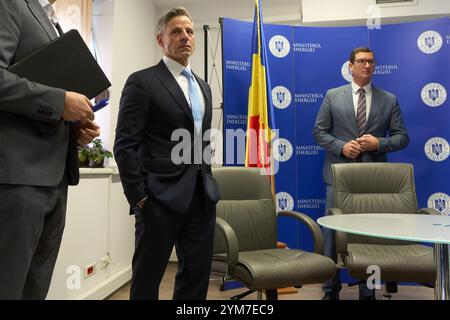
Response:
[317,213,450,300]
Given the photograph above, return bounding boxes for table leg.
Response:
[434,243,450,300]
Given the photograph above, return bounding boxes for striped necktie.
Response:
[356,88,366,136]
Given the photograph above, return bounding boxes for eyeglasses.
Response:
[354,59,377,66]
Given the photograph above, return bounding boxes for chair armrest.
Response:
[327,208,344,215]
[215,217,239,273]
[278,210,324,255]
[419,208,441,215]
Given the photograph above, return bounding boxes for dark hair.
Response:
[349,47,375,63]
[156,7,192,36]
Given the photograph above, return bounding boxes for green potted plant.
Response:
[88,138,113,168]
[78,145,91,167]
[77,139,112,168]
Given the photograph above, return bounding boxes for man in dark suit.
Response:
[0,0,100,299]
[114,7,220,300]
[313,47,409,300]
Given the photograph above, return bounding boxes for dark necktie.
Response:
[356,88,366,136]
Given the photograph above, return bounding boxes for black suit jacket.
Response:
[114,60,220,215]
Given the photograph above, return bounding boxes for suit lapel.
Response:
[342,84,359,136]
[154,60,194,122]
[365,85,381,132]
[26,0,58,41]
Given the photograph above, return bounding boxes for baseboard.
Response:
[76,266,132,300]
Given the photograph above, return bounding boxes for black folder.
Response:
[8,29,111,99]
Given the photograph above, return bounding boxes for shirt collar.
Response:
[351,80,372,95]
[162,55,191,77]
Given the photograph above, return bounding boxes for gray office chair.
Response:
[211,166,337,300]
[330,163,437,299]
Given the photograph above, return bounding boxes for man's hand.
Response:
[63,91,95,123]
[342,140,364,159]
[77,120,100,146]
[356,134,379,152]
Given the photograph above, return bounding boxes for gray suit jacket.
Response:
[0,0,78,186]
[313,83,409,184]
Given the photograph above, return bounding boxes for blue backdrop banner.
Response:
[222,17,450,254]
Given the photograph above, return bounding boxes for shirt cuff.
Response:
[136,196,148,208]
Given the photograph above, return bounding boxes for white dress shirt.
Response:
[351,80,372,122]
[162,55,205,117]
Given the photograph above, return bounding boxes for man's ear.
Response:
[156,34,163,48]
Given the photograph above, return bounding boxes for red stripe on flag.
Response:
[246,115,270,168]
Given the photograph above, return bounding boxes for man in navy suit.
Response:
[114,7,220,300]
[313,47,409,300]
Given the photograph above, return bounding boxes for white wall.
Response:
[302,0,450,25]
[155,0,302,26]
[47,170,134,300]
[91,0,114,150]
[108,0,157,151]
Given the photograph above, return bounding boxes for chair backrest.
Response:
[212,167,277,254]
[332,163,419,246]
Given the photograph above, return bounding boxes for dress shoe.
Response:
[322,293,340,300]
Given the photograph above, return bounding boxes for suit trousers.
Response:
[0,180,68,300]
[130,171,216,300]
[322,184,375,298]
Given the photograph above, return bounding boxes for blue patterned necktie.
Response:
[181,69,204,133]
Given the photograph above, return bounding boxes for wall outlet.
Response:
[84,262,97,278]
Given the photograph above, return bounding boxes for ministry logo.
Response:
[427,193,450,216]
[424,137,450,162]
[421,83,447,107]
[272,86,292,110]
[341,61,352,83]
[269,35,291,58]
[276,192,294,212]
[417,30,443,54]
[273,138,293,162]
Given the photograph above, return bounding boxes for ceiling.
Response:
[153,0,231,6]
[153,0,300,8]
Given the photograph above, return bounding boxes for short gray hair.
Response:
[156,7,193,36]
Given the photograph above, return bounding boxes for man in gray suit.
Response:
[0,0,100,299]
[313,47,409,300]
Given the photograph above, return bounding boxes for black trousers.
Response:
[0,181,68,300]
[130,172,216,300]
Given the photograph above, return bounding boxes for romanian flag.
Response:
[245,0,276,174]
